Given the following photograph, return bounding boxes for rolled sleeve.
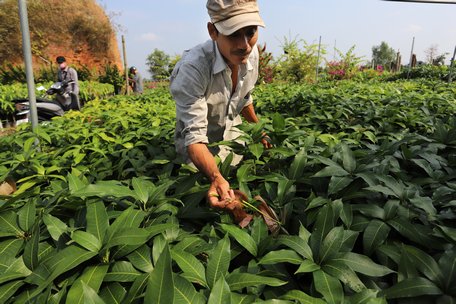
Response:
[171,60,210,150]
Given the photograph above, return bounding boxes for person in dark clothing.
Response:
[56,56,80,110]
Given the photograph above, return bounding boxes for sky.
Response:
[97,0,456,78]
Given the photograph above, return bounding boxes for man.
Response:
[170,0,271,210]
[129,66,144,94]
[56,56,80,110]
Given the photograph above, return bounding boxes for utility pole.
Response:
[122,35,130,95]
[316,36,322,83]
[449,45,456,83]
[18,0,38,130]
[407,37,415,79]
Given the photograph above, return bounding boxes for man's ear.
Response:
[207,22,218,41]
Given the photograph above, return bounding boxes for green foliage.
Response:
[274,36,325,83]
[325,46,365,81]
[389,65,451,81]
[98,64,125,94]
[146,48,172,81]
[1,80,456,303]
[372,41,397,70]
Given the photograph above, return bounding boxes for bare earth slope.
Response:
[0,0,122,69]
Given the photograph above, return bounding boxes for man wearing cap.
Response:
[56,56,80,110]
[170,0,271,210]
[129,66,144,94]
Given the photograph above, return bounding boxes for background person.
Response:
[129,66,143,94]
[170,0,272,210]
[56,56,80,110]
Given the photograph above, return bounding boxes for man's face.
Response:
[58,62,67,70]
[211,25,259,67]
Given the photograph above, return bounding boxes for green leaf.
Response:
[173,274,206,304]
[219,223,257,256]
[409,196,437,216]
[23,225,40,271]
[73,181,136,199]
[206,235,231,289]
[402,245,444,284]
[258,249,303,265]
[328,176,353,195]
[71,230,102,252]
[313,270,344,304]
[66,265,109,304]
[439,249,456,294]
[82,281,106,304]
[277,235,313,260]
[171,249,207,287]
[86,201,109,244]
[0,210,22,236]
[334,252,394,277]
[295,260,321,274]
[365,185,397,197]
[17,201,36,232]
[107,227,151,248]
[68,172,87,194]
[0,239,23,258]
[27,245,97,299]
[0,280,23,303]
[99,283,126,304]
[127,245,154,273]
[248,143,264,160]
[226,273,286,291]
[288,149,308,180]
[322,260,366,293]
[319,227,344,263]
[104,261,142,282]
[381,277,442,299]
[145,244,174,304]
[281,289,326,304]
[341,143,356,173]
[251,216,269,246]
[310,204,336,260]
[363,220,390,255]
[313,165,349,177]
[207,276,231,304]
[121,273,149,303]
[131,177,151,204]
[231,293,256,304]
[105,207,146,246]
[42,213,68,241]
[347,289,383,304]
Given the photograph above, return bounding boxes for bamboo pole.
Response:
[122,35,130,95]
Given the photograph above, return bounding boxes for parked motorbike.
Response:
[14,80,80,124]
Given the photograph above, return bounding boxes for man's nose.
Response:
[237,34,250,49]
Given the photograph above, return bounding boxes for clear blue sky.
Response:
[98,0,456,78]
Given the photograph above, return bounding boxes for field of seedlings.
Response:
[0,77,456,303]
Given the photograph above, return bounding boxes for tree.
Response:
[371,41,396,70]
[425,45,447,66]
[275,36,325,83]
[146,49,171,81]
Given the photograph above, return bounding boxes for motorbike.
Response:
[14,80,80,125]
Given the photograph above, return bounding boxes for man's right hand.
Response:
[207,175,235,209]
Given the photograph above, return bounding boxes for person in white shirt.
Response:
[170,0,271,210]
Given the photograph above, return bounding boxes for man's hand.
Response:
[261,132,273,149]
[207,175,236,209]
